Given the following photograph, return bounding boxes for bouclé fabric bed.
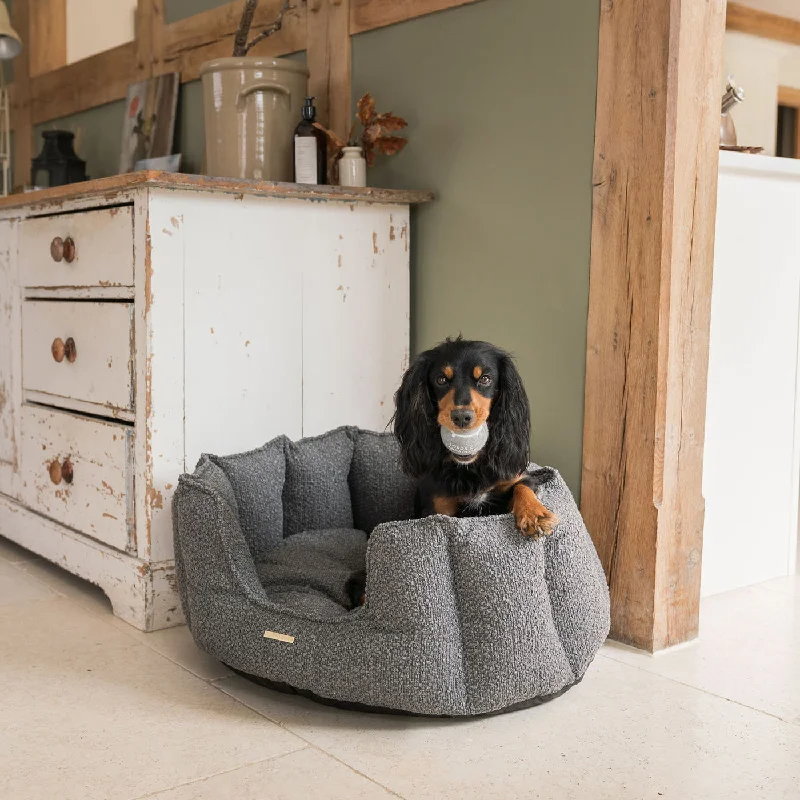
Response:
[172,427,610,716]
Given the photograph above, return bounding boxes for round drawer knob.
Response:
[61,458,74,484]
[50,237,64,262]
[51,337,65,362]
[64,337,77,363]
[63,237,76,263]
[48,460,63,485]
[50,236,75,263]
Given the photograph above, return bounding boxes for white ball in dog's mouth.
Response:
[440,423,489,457]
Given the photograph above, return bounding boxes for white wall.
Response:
[66,0,137,65]
[703,152,800,596]
[723,31,800,155]
[734,0,800,22]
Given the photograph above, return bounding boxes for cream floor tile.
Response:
[756,573,800,597]
[12,554,233,681]
[214,656,800,800]
[0,597,305,800]
[138,747,398,800]
[602,582,800,723]
[0,558,57,606]
[12,554,113,616]
[125,624,234,682]
[0,534,39,563]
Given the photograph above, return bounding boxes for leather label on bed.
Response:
[263,630,295,644]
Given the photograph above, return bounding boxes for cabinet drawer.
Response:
[20,206,134,288]
[22,301,134,413]
[20,405,134,551]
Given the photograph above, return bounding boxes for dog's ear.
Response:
[485,352,531,478]
[392,352,439,478]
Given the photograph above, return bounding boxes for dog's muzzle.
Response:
[440,423,489,458]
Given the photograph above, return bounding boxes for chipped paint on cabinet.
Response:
[138,192,186,564]
[0,219,20,500]
[301,205,410,436]
[0,176,418,630]
[22,301,134,414]
[20,205,134,288]
[20,405,133,552]
[0,493,179,630]
[181,192,303,467]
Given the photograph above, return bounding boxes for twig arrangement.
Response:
[314,93,408,180]
[233,0,294,57]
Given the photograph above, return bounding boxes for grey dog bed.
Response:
[172,427,610,717]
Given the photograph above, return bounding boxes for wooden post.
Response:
[581,0,727,652]
[136,0,165,78]
[726,3,800,46]
[11,0,32,190]
[307,0,352,139]
[29,0,67,77]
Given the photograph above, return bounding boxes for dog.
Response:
[393,337,558,537]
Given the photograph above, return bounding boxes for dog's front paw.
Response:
[513,487,558,539]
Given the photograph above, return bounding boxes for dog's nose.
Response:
[450,408,475,429]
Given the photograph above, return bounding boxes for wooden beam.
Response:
[350,0,485,35]
[29,0,67,77]
[29,42,139,126]
[162,0,306,83]
[136,0,165,76]
[581,0,727,652]
[780,87,800,159]
[778,85,800,108]
[11,0,32,188]
[726,3,800,46]
[307,0,352,138]
[21,0,486,126]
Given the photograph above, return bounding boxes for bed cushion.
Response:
[282,427,356,537]
[211,435,287,557]
[255,528,367,617]
[349,430,416,533]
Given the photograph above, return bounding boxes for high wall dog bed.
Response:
[172,427,610,717]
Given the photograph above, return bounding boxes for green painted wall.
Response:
[33,100,126,182]
[29,0,598,491]
[353,1,598,492]
[164,0,227,24]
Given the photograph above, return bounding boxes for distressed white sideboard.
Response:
[0,173,431,630]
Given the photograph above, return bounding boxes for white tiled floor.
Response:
[1,534,799,800]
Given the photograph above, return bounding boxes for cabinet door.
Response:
[301,204,410,436]
[0,220,20,499]
[180,193,303,466]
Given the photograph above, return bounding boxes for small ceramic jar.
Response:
[339,146,367,187]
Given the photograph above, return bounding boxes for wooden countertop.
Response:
[0,171,435,212]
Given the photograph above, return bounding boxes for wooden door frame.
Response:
[580,0,728,652]
[777,86,800,158]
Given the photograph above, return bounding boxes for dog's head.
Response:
[393,337,531,478]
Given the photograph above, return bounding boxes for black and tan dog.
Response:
[393,337,558,537]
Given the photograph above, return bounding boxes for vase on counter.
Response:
[339,146,367,187]
[200,57,309,182]
[720,76,745,147]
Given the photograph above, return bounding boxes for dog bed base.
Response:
[173,427,610,717]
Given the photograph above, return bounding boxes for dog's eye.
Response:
[478,375,492,387]
[435,375,448,386]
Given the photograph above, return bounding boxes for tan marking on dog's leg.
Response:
[494,475,524,493]
[511,484,558,538]
[433,496,461,516]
